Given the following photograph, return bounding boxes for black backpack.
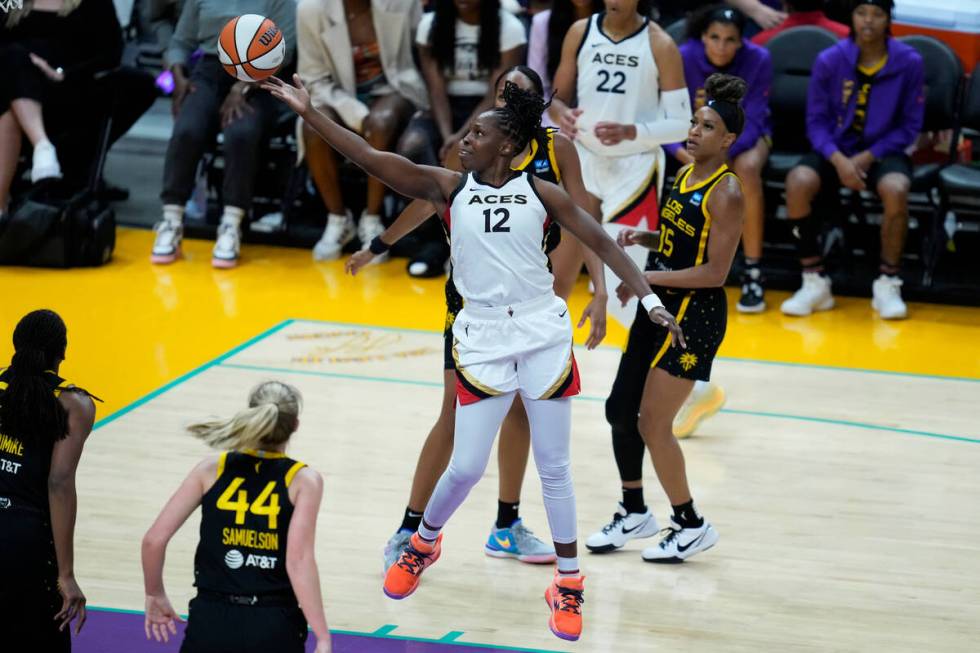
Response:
[0,184,115,267]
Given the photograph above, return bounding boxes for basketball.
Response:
[217,14,285,83]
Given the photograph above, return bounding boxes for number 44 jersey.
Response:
[575,12,661,158]
[195,450,306,596]
[445,171,555,308]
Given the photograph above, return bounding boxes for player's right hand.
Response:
[649,307,687,349]
[55,575,87,635]
[345,249,376,276]
[144,593,183,643]
[559,107,583,140]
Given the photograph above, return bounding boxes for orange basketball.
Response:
[217,14,285,83]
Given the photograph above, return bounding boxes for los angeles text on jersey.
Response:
[0,433,24,475]
[660,197,697,237]
[222,526,280,551]
[467,194,528,205]
[591,53,640,68]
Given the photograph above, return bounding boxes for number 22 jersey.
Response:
[194,450,306,596]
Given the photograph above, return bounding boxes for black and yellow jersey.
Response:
[648,163,739,273]
[445,126,564,318]
[0,368,88,517]
[194,450,306,597]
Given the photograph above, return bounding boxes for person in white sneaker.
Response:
[297,0,427,261]
[588,74,747,562]
[782,0,923,320]
[151,0,298,268]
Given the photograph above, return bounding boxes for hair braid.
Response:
[494,82,549,153]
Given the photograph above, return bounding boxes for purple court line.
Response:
[75,608,556,653]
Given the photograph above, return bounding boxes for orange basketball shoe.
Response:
[383,533,442,599]
[544,573,586,641]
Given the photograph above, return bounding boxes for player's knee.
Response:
[537,461,573,500]
[877,174,910,203]
[637,408,671,441]
[605,395,638,433]
[444,457,483,489]
[786,166,819,199]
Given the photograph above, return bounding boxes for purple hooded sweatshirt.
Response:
[665,38,773,161]
[807,37,925,160]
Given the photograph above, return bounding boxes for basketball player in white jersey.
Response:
[550,0,725,437]
[264,73,684,641]
[549,0,690,326]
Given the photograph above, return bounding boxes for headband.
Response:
[706,98,742,135]
[853,0,893,15]
[707,6,744,31]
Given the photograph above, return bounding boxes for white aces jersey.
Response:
[445,171,555,307]
[575,13,661,157]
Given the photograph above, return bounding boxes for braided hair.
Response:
[430,0,502,75]
[493,81,549,154]
[0,310,68,444]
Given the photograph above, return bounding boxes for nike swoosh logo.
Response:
[495,535,512,549]
[676,531,707,553]
[621,522,647,534]
[559,310,567,318]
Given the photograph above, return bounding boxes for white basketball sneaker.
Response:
[212,222,241,268]
[781,271,834,316]
[641,517,719,563]
[585,503,659,553]
[871,275,907,320]
[357,213,388,263]
[673,381,726,439]
[31,140,62,182]
[313,212,355,261]
[150,220,183,264]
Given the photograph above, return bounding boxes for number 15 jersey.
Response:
[575,12,660,158]
[194,450,306,596]
[445,171,554,308]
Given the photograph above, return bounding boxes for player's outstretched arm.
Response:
[264,75,458,204]
[534,177,686,347]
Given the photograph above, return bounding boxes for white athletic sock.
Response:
[557,556,580,576]
[417,522,441,543]
[360,213,382,227]
[421,392,516,537]
[221,206,245,228]
[163,204,185,225]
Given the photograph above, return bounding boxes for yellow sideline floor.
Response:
[2,227,979,652]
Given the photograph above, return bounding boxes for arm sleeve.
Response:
[416,12,433,46]
[730,48,772,159]
[632,88,692,148]
[806,53,841,160]
[165,0,199,69]
[868,54,925,159]
[527,12,551,96]
[297,0,369,132]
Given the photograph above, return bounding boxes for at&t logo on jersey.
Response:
[225,548,278,570]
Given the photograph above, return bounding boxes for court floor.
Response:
[2,228,980,652]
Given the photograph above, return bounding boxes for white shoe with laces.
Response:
[871,274,907,319]
[313,212,355,261]
[212,222,241,268]
[31,140,62,182]
[585,503,659,553]
[781,271,834,316]
[150,220,183,264]
[357,213,388,263]
[641,516,719,563]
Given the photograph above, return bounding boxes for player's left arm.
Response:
[534,176,685,346]
[553,133,607,348]
[141,458,213,643]
[645,175,744,288]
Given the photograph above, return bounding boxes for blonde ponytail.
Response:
[189,381,302,451]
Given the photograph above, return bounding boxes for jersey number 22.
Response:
[596,70,626,94]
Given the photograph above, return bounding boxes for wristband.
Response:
[641,293,664,313]
[369,236,390,255]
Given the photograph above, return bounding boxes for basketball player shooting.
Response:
[264,73,684,641]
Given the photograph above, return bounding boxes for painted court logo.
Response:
[225,549,245,569]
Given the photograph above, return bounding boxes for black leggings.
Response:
[605,304,658,482]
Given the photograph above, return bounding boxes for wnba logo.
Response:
[258,26,279,47]
[224,549,244,569]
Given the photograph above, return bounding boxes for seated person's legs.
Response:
[396,112,448,277]
[781,153,835,317]
[305,105,353,261]
[731,137,769,313]
[1,43,60,182]
[868,156,912,319]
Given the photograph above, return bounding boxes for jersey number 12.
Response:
[484,208,510,233]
